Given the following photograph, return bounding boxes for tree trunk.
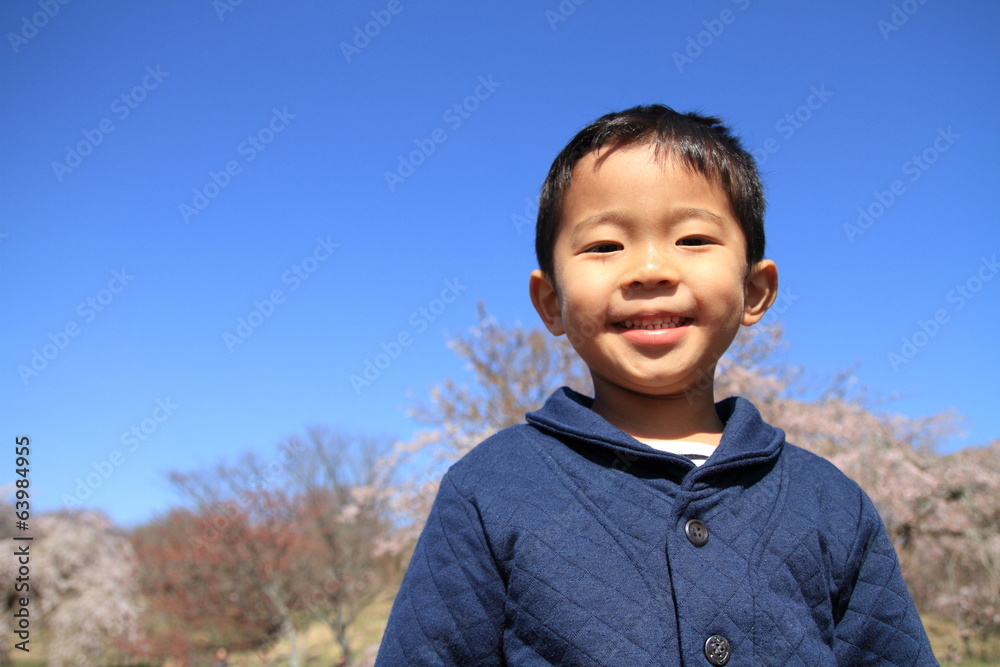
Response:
[332,606,353,666]
[264,581,302,667]
[284,618,301,667]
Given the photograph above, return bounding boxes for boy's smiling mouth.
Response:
[614,314,692,330]
[612,313,692,347]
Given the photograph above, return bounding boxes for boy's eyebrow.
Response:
[674,207,729,226]
[569,211,629,244]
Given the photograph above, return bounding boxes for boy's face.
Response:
[530,143,777,401]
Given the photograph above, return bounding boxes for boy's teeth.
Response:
[620,316,686,330]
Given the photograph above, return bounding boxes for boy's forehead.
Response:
[574,140,663,173]
[563,143,733,215]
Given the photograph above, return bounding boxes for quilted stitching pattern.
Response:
[377,389,938,666]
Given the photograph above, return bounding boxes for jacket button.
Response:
[704,634,731,665]
[685,519,709,546]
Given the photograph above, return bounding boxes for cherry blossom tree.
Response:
[281,430,408,665]
[399,304,591,528]
[0,499,19,667]
[32,510,143,667]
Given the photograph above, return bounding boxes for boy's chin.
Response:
[598,377,707,401]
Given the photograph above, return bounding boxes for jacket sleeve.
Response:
[832,492,939,666]
[375,473,506,666]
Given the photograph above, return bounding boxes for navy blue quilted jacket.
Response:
[377,388,937,665]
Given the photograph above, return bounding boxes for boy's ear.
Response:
[529,269,565,336]
[741,259,779,326]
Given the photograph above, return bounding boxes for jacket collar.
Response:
[525,387,784,478]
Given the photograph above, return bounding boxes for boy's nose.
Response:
[627,246,678,288]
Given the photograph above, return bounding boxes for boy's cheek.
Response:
[563,311,606,348]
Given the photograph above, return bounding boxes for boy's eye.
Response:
[677,237,714,246]
[586,242,623,254]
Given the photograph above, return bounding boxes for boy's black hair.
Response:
[535,104,766,281]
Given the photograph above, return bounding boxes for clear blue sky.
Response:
[3,1,998,527]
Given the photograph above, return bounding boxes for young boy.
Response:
[376,105,937,665]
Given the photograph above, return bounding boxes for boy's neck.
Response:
[590,383,725,446]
